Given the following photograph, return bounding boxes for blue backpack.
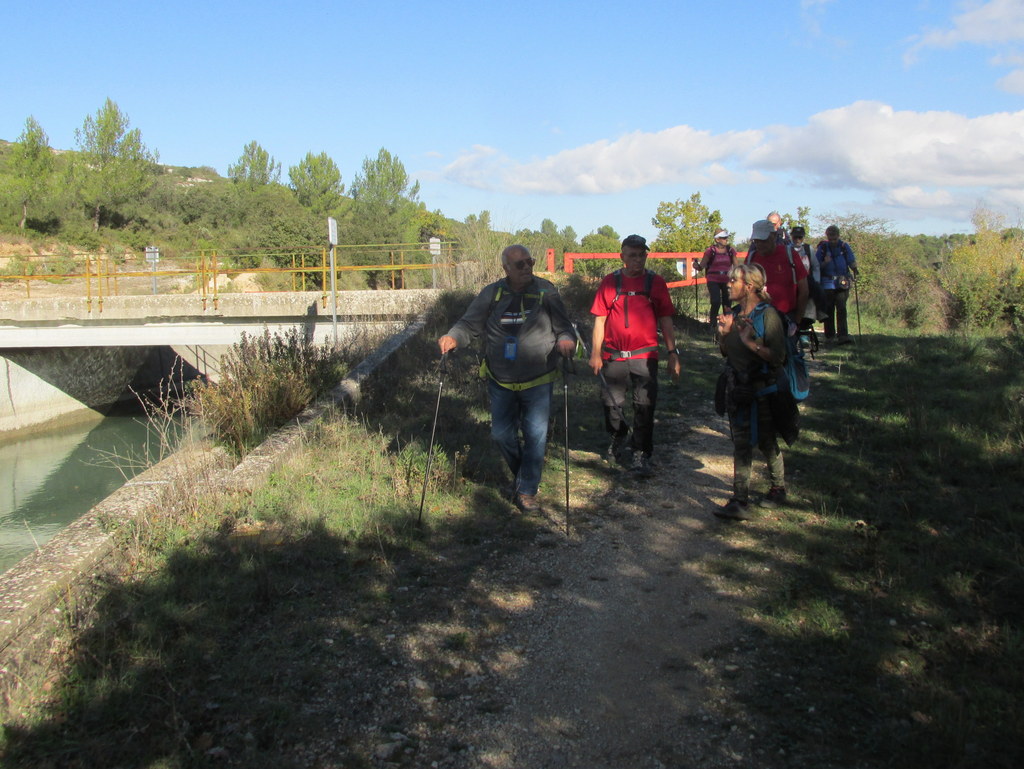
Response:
[748,302,810,402]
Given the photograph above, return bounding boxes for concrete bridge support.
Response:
[0,347,198,436]
[0,289,440,436]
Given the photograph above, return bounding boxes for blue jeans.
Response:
[488,379,553,496]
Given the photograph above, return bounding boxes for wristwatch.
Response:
[668,348,680,356]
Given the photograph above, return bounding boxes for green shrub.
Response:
[191,328,342,454]
[940,210,1024,329]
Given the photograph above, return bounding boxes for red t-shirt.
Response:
[590,270,674,360]
[747,244,808,315]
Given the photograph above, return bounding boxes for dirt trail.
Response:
[349,405,766,769]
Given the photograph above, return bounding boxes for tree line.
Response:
[1,99,1019,329]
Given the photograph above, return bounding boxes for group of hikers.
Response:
[436,217,858,520]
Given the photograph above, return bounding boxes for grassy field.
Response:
[701,326,1024,768]
[0,288,1021,768]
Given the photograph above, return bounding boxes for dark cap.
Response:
[621,234,650,251]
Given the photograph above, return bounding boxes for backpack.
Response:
[748,302,810,402]
[612,268,655,329]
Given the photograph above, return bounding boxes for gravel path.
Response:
[332,404,770,769]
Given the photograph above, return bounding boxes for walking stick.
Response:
[567,320,629,428]
[562,355,571,537]
[693,262,700,324]
[853,275,862,342]
[417,353,448,526]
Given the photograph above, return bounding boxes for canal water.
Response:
[0,405,178,575]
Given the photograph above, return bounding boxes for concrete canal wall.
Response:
[0,314,429,715]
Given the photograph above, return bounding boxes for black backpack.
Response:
[612,269,655,329]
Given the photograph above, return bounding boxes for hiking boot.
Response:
[515,493,541,513]
[762,486,787,507]
[629,453,654,478]
[714,498,750,520]
[606,434,630,466]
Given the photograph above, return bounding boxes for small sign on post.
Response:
[429,237,441,289]
[327,218,338,346]
[145,246,160,295]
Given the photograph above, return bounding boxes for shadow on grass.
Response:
[8,292,1022,768]
[701,331,1024,768]
[0,498,555,768]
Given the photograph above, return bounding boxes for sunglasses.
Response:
[511,257,535,269]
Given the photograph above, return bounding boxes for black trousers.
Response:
[600,357,659,457]
[823,288,850,337]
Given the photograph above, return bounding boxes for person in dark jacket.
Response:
[438,245,576,513]
[714,262,788,520]
[815,225,859,344]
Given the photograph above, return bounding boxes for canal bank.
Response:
[0,315,427,715]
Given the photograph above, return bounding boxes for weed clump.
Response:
[190,327,343,454]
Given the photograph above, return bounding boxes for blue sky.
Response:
[4,0,1024,241]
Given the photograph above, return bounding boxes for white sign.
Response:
[145,246,160,264]
[327,217,338,246]
[428,237,441,257]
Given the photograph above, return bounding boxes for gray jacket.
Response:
[446,276,575,385]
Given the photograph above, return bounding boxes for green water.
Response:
[0,407,175,574]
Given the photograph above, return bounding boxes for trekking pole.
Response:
[562,355,571,537]
[417,352,448,526]
[694,276,699,323]
[853,275,862,342]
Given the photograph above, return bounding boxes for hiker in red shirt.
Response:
[745,219,809,325]
[589,234,681,478]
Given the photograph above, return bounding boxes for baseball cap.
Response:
[714,230,729,239]
[750,220,775,241]
[621,234,650,251]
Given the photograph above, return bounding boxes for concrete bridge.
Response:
[0,290,440,435]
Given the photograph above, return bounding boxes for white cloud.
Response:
[881,186,958,208]
[996,67,1024,91]
[441,100,1024,226]
[442,126,763,194]
[905,0,1024,83]
[918,0,1024,49]
[750,101,1024,189]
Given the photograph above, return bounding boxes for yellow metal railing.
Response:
[0,242,458,311]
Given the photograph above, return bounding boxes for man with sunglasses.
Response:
[589,234,681,478]
[439,245,576,513]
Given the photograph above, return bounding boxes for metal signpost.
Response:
[327,218,339,346]
[145,246,160,295]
